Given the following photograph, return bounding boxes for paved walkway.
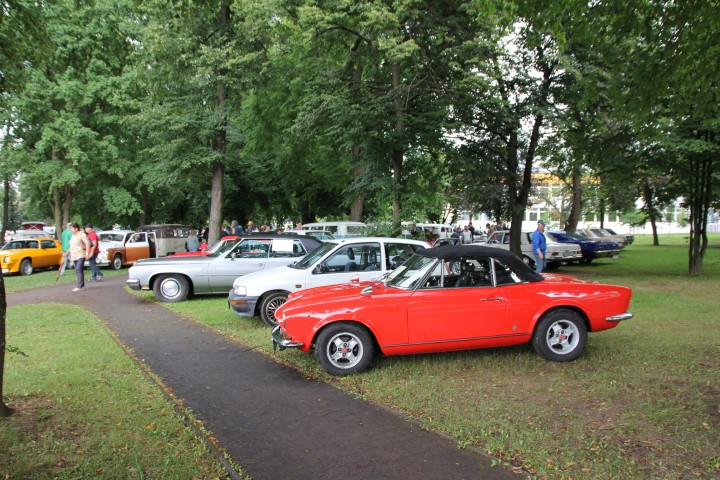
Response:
[8,275,524,480]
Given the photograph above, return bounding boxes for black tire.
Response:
[153,274,190,302]
[260,291,288,327]
[522,255,535,267]
[111,254,123,270]
[532,309,587,362]
[20,259,33,275]
[315,322,374,376]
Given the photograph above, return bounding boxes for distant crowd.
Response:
[409,222,509,244]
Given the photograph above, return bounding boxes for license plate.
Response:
[1,269,8,273]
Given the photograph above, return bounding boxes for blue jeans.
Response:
[534,254,545,274]
[88,253,103,279]
[74,258,86,288]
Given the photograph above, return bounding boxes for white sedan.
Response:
[228,237,429,326]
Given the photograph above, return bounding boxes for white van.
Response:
[301,221,367,239]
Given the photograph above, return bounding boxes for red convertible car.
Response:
[272,245,633,376]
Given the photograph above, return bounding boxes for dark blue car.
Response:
[547,231,621,264]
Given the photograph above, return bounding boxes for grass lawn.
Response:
[0,304,232,479]
[158,233,720,479]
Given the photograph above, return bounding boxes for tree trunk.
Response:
[564,168,582,233]
[391,61,404,222]
[349,157,364,222]
[139,188,148,226]
[650,215,658,246]
[1,176,9,245]
[687,148,712,276]
[208,3,231,245]
[641,180,660,246]
[52,184,62,239]
[349,66,365,222]
[0,269,13,417]
[505,48,552,258]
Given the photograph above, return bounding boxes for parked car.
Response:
[577,228,627,248]
[272,245,633,376]
[546,231,621,264]
[1,238,62,275]
[127,233,324,302]
[105,224,192,269]
[229,237,429,326]
[96,229,135,269]
[604,228,634,245]
[170,235,240,257]
[483,230,583,268]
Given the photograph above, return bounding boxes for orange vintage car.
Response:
[1,237,62,275]
[272,245,633,376]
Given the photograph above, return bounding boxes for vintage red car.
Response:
[272,245,633,376]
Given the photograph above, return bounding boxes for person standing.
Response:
[61,222,73,269]
[231,220,244,235]
[84,224,103,281]
[532,219,547,274]
[69,223,92,291]
[185,229,200,252]
[461,225,473,244]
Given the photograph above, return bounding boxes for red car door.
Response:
[407,285,507,345]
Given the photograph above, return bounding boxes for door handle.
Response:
[481,296,504,301]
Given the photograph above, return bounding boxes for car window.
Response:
[269,239,308,258]
[386,254,437,289]
[100,233,127,242]
[28,240,38,249]
[419,257,494,289]
[492,258,521,286]
[292,242,336,269]
[41,240,56,249]
[128,233,147,243]
[317,242,381,273]
[233,239,270,258]
[385,243,419,270]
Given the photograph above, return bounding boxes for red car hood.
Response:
[288,280,375,304]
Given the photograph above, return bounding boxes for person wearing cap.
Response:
[84,224,103,282]
[532,219,547,273]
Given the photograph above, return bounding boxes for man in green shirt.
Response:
[61,222,73,268]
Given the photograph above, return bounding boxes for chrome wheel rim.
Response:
[159,278,181,299]
[265,296,286,323]
[545,320,580,355]
[325,332,364,370]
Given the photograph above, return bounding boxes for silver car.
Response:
[577,228,628,248]
[483,230,583,268]
[126,233,323,302]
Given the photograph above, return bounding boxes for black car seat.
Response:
[455,262,475,287]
